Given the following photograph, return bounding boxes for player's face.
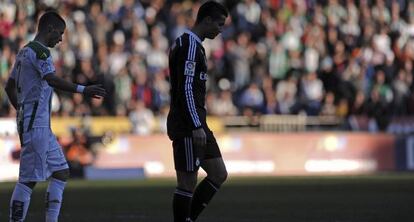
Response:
[47,23,65,47]
[205,15,226,39]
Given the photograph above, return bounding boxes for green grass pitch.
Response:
[1,174,414,222]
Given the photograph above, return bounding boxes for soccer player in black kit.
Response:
[167,1,228,222]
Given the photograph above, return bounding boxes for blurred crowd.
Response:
[1,0,414,133]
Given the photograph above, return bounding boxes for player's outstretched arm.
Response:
[5,78,18,110]
[44,73,106,98]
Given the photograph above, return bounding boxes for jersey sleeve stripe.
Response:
[191,37,197,60]
[190,37,195,61]
[188,36,197,61]
[191,37,197,61]
[185,75,202,127]
[184,77,198,126]
[188,76,201,126]
[184,36,201,128]
[187,36,193,60]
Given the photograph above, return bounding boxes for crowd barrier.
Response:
[1,132,406,181]
[0,117,224,137]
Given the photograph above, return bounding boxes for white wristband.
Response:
[76,85,85,93]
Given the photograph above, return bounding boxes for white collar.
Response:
[185,30,202,44]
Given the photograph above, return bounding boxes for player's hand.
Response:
[83,84,107,99]
[192,128,206,148]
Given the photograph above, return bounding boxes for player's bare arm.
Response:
[43,73,107,98]
[4,78,18,110]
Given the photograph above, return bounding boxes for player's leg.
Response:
[190,135,227,221]
[9,182,36,222]
[45,169,69,222]
[10,129,47,222]
[172,137,199,222]
[174,171,197,222]
[200,157,228,186]
[45,130,70,222]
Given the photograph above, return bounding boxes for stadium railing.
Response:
[220,115,345,132]
[0,115,346,137]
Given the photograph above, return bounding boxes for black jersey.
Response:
[167,31,209,140]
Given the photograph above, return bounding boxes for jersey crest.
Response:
[40,60,53,74]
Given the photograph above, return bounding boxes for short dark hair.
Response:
[37,11,66,32]
[195,1,228,24]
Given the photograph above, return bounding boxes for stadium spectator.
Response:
[276,72,299,114]
[1,0,414,132]
[63,127,94,177]
[320,91,337,116]
[300,72,324,115]
[239,82,265,114]
[210,90,238,116]
[392,69,411,115]
[129,99,155,135]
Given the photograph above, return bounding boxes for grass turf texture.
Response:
[1,174,414,222]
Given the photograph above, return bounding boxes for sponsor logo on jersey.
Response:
[185,61,196,76]
[200,72,208,81]
[40,52,48,59]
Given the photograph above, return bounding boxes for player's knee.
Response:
[178,180,197,192]
[51,169,70,182]
[216,169,228,184]
[177,176,197,192]
[21,181,37,189]
[209,169,228,185]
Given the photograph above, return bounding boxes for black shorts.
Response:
[172,132,222,172]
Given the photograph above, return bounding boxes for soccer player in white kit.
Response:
[4,11,106,222]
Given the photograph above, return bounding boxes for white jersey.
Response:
[9,41,55,133]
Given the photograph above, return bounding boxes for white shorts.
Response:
[18,127,68,182]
